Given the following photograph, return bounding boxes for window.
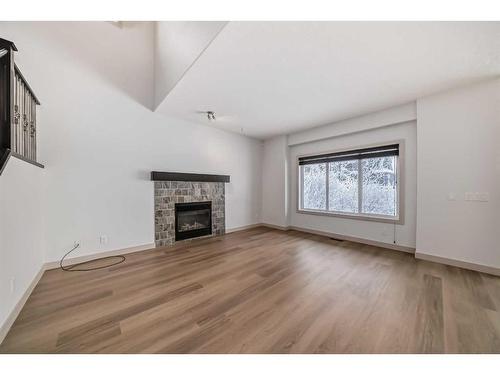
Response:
[329,159,358,213]
[298,143,400,221]
[302,163,327,210]
[361,156,397,216]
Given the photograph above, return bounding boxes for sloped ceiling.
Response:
[154,21,227,109]
[154,21,500,139]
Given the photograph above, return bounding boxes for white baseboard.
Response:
[259,223,415,254]
[415,252,500,277]
[262,224,500,277]
[44,242,155,270]
[289,226,415,253]
[260,222,290,231]
[0,264,46,344]
[0,242,156,345]
[225,223,261,233]
[3,232,496,346]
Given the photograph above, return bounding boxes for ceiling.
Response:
[155,22,500,139]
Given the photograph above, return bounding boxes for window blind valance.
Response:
[298,144,399,166]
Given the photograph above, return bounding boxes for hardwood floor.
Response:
[1,227,500,353]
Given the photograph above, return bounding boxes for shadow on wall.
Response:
[9,21,155,110]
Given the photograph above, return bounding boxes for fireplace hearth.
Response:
[175,201,212,241]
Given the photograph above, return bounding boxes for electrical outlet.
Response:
[465,192,490,202]
[99,235,108,245]
[478,192,489,202]
[74,240,81,247]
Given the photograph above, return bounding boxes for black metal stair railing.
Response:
[12,64,40,162]
[0,37,42,175]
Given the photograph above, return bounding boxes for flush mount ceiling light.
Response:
[206,111,216,121]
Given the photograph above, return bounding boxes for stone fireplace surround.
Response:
[152,172,230,247]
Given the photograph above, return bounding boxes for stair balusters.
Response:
[0,37,41,174]
[13,65,39,161]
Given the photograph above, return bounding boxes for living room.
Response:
[1,1,499,372]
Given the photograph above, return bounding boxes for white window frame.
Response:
[297,140,405,224]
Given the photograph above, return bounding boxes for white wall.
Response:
[0,21,262,332]
[288,102,416,146]
[258,103,418,247]
[0,158,45,331]
[416,79,500,268]
[289,121,417,248]
[261,135,289,227]
[154,21,227,109]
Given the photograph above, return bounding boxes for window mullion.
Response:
[357,159,362,214]
[325,163,329,211]
[299,165,304,210]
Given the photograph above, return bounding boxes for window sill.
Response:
[297,208,403,225]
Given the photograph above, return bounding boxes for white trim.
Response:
[261,224,499,276]
[415,252,500,277]
[257,223,414,253]
[0,242,156,344]
[296,208,400,224]
[288,225,415,253]
[260,222,291,231]
[0,264,46,344]
[0,224,407,346]
[5,230,498,347]
[225,223,261,233]
[44,242,155,270]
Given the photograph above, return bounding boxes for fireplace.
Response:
[153,173,228,247]
[175,201,212,241]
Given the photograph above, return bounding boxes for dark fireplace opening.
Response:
[175,201,212,241]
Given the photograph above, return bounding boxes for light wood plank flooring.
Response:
[1,227,500,353]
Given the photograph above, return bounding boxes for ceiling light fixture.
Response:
[206,111,216,121]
